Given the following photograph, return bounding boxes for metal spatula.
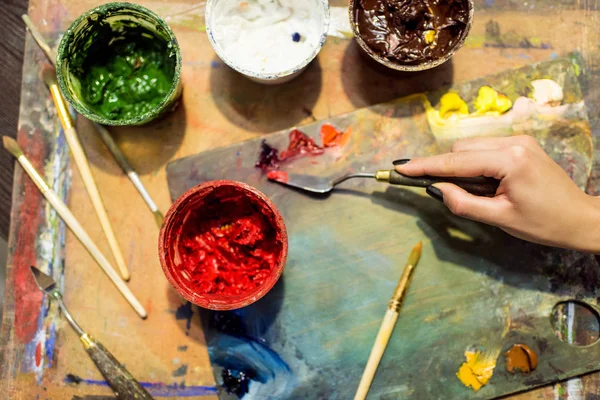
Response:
[267,169,500,196]
[30,266,153,400]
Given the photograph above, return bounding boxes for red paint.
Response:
[159,181,288,310]
[279,129,324,160]
[266,171,289,183]
[35,342,42,367]
[320,124,352,148]
[13,129,45,343]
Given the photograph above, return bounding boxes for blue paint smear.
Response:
[207,332,292,397]
[45,323,56,368]
[210,60,221,68]
[62,377,217,397]
[551,52,558,59]
[176,302,194,333]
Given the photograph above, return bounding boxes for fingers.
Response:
[452,135,540,152]
[396,150,507,179]
[429,183,511,226]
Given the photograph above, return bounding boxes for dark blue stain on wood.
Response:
[178,345,188,352]
[172,364,188,377]
[176,302,194,334]
[65,373,83,385]
[63,376,217,397]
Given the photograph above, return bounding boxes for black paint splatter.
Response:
[255,140,279,171]
[65,374,83,385]
[172,364,188,377]
[221,369,253,397]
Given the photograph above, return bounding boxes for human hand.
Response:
[395,135,600,253]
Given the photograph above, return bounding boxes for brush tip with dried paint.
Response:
[40,64,58,87]
[3,136,23,158]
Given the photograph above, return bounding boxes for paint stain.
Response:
[505,344,538,374]
[255,140,280,171]
[456,350,498,391]
[65,374,83,385]
[178,345,188,352]
[35,342,42,367]
[256,125,351,172]
[266,171,289,184]
[13,131,46,343]
[176,302,194,334]
[320,124,351,148]
[172,364,188,377]
[221,369,252,397]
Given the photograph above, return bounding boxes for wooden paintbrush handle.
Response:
[64,126,130,281]
[355,310,399,400]
[81,334,153,400]
[388,170,500,196]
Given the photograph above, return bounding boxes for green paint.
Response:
[57,3,182,126]
[76,26,176,121]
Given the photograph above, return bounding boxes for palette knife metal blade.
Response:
[30,266,154,400]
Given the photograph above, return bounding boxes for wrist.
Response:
[580,195,600,254]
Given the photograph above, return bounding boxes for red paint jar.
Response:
[159,181,288,310]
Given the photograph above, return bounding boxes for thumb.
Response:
[428,183,510,226]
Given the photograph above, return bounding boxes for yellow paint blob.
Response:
[474,86,513,115]
[439,92,469,119]
[456,350,498,391]
[424,30,436,44]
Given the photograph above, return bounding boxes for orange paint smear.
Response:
[320,124,351,148]
[505,344,538,374]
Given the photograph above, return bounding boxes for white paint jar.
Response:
[206,0,330,84]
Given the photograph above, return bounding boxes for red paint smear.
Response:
[35,342,42,367]
[320,124,351,148]
[13,129,46,343]
[266,171,289,183]
[177,186,283,297]
[279,129,324,160]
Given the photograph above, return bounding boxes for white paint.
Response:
[207,0,328,78]
[531,79,564,106]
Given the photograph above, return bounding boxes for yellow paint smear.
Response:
[474,86,513,115]
[439,92,469,119]
[456,350,498,391]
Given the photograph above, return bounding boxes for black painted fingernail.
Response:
[393,159,411,166]
[426,185,444,202]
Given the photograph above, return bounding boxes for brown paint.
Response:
[505,344,538,374]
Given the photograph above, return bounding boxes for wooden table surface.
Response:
[0,0,28,240]
[2,0,600,399]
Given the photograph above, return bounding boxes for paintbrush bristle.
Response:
[41,65,58,87]
[3,136,24,158]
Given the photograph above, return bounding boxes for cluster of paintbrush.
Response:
[3,16,170,318]
[0,16,171,400]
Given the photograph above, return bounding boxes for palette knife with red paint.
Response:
[268,169,499,196]
[30,266,154,400]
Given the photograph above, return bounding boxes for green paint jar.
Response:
[57,2,182,126]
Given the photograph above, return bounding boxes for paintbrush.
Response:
[92,123,165,227]
[22,14,165,228]
[354,242,423,400]
[269,170,499,196]
[3,136,147,319]
[30,266,153,400]
[41,66,130,281]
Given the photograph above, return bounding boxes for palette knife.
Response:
[30,266,153,400]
